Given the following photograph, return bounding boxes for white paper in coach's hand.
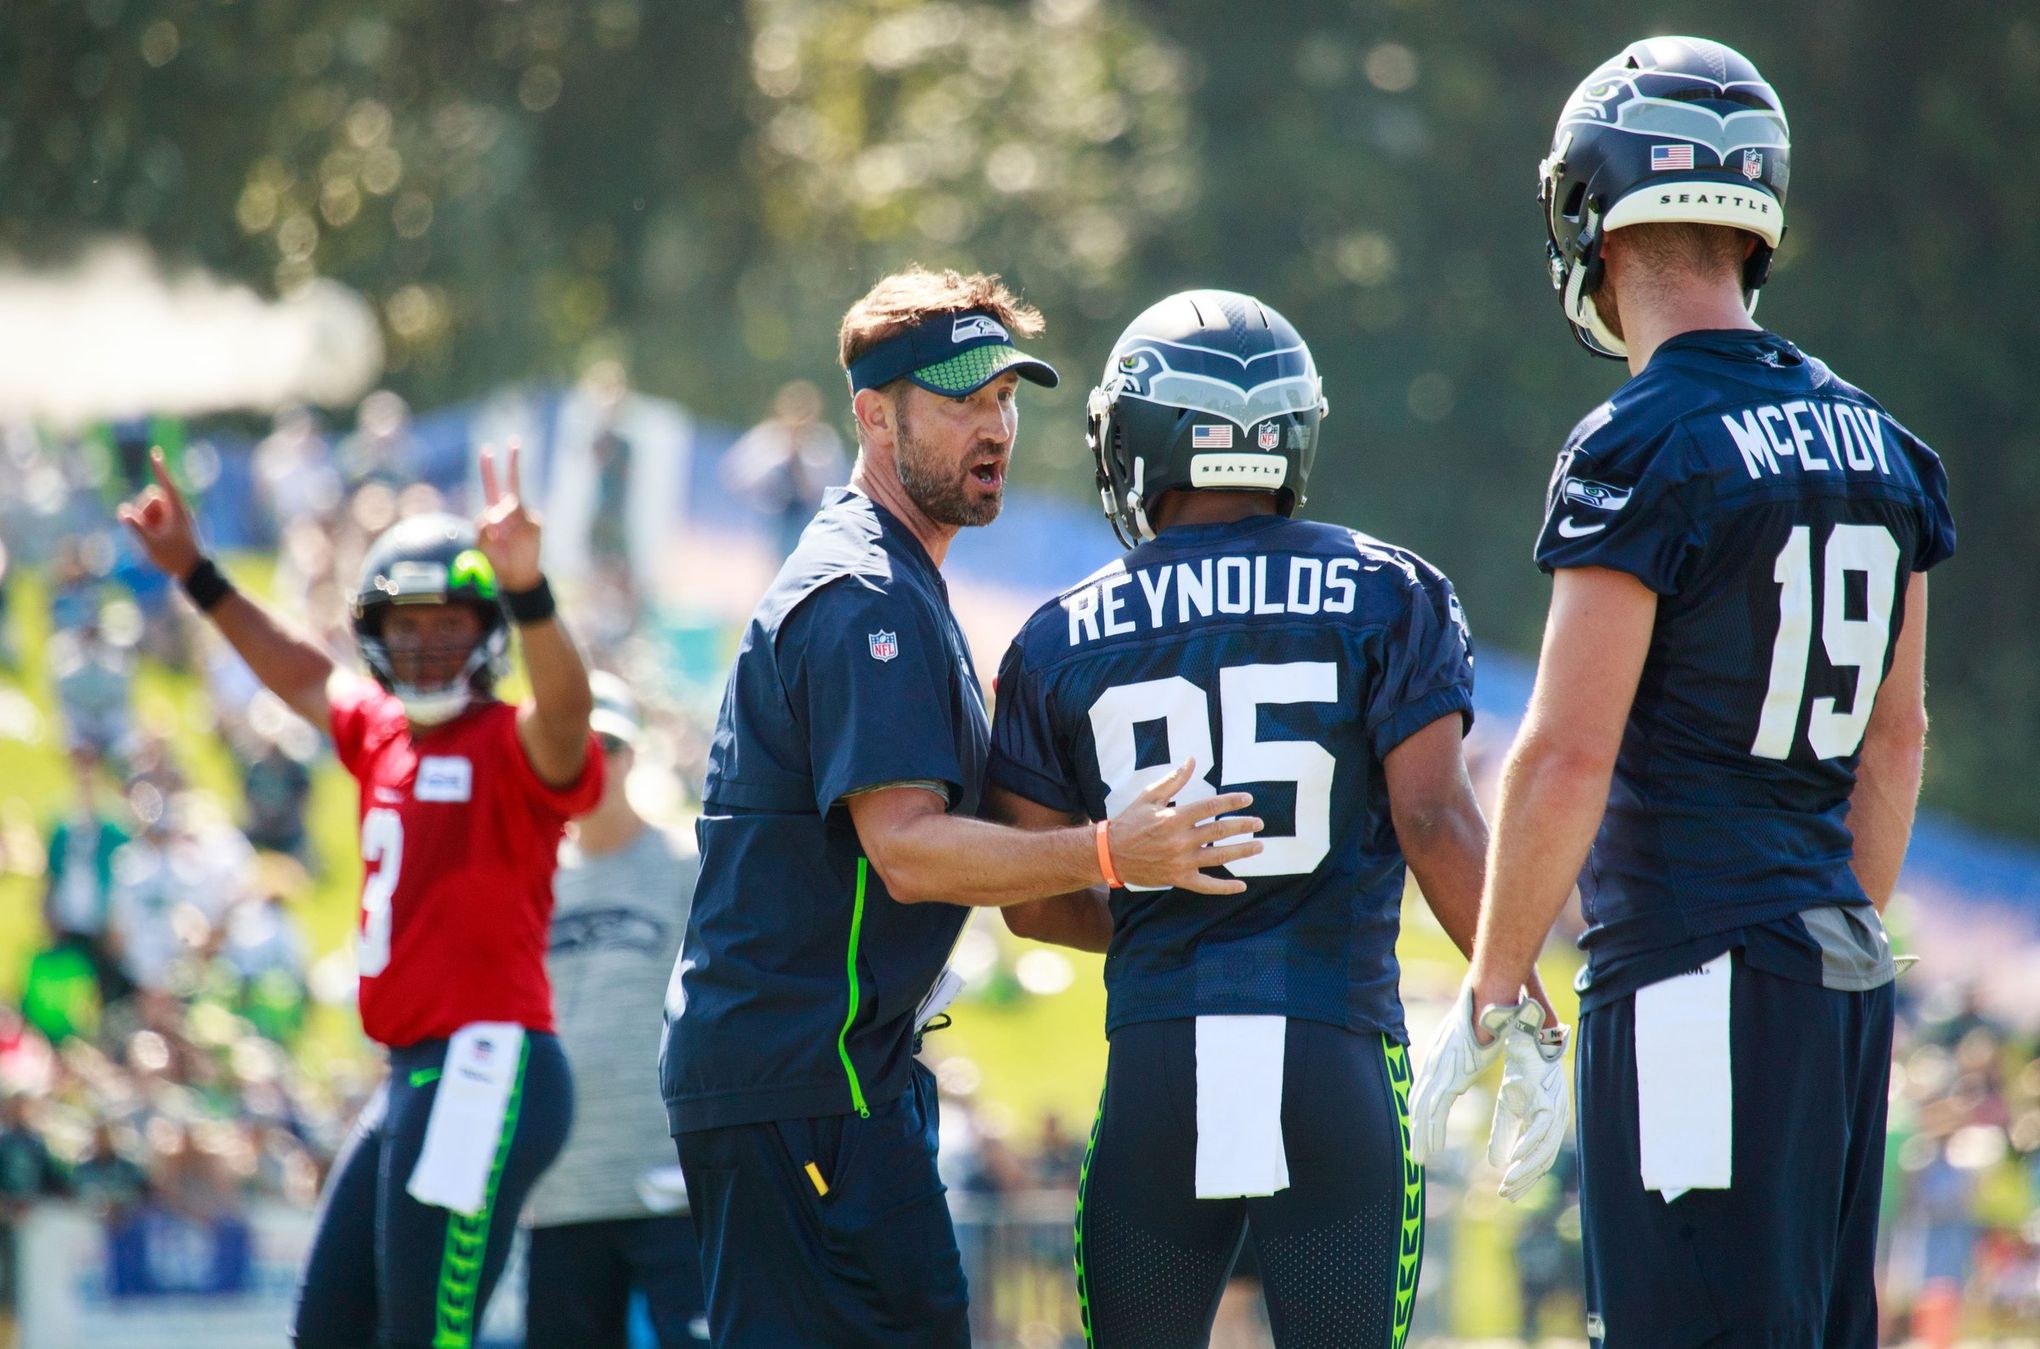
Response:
[914,967,966,1035]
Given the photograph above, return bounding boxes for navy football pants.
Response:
[293,1033,572,1349]
[675,1061,969,1348]
[1578,954,1893,1349]
[1077,1017,1424,1349]
[525,1214,707,1347]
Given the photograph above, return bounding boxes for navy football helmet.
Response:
[350,513,509,725]
[1088,290,1326,547]
[1539,36,1791,358]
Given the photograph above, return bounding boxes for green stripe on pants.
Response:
[1384,1039,1423,1349]
[1073,1083,1105,1348]
[431,1036,529,1349]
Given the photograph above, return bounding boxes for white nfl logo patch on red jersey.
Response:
[868,631,899,662]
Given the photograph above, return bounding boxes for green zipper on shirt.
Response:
[836,857,873,1118]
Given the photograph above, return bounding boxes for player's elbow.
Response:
[1001,899,1050,941]
[1509,728,1616,800]
[864,847,940,904]
[1863,700,1929,757]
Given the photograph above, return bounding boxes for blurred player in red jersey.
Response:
[120,443,601,1349]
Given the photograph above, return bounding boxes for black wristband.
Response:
[181,557,235,613]
[504,576,556,624]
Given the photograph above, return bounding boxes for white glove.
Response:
[1408,981,1526,1166]
[1487,1007,1571,1203]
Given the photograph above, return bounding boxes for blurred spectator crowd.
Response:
[0,397,2034,1345]
[0,394,721,1325]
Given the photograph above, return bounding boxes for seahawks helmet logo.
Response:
[1100,338,1321,431]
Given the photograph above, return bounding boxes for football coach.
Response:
[660,265,1266,1347]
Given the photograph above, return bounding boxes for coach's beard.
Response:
[896,423,1005,528]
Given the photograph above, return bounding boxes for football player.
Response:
[120,444,602,1349]
[661,268,1264,1349]
[985,289,1550,1347]
[1407,36,1955,1349]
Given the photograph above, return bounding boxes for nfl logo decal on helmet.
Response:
[1538,36,1791,359]
[1088,289,1327,546]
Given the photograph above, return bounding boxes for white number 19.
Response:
[1751,523,1901,761]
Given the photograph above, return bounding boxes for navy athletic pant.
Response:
[675,1060,969,1348]
[293,1032,572,1349]
[1578,953,1893,1349]
[525,1214,707,1347]
[1077,1017,1424,1349]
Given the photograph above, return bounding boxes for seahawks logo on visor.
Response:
[951,315,1010,343]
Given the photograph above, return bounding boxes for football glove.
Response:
[1409,981,1531,1165]
[1488,1008,1570,1203]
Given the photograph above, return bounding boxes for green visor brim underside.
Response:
[909,344,1060,396]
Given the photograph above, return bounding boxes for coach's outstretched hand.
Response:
[1104,759,1262,895]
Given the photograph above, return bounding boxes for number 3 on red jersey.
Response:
[358,808,403,976]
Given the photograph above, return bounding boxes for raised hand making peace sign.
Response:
[477,440,544,593]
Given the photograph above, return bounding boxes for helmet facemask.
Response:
[357,605,508,726]
[349,518,511,726]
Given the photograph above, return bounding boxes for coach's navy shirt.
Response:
[990,515,1474,1044]
[661,489,981,1132]
[1536,330,1955,1010]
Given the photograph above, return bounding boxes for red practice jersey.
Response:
[330,681,604,1047]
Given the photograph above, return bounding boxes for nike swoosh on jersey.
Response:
[1557,516,1608,537]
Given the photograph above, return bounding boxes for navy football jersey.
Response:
[1536,330,1956,1007]
[990,514,1475,1043]
[663,489,980,1133]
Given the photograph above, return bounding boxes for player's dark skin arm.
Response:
[117,448,340,726]
[1846,573,1929,910]
[478,443,595,789]
[1385,713,1554,1023]
[1468,566,1654,1029]
[982,785,1114,953]
[847,759,1263,908]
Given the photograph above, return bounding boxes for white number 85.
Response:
[1088,661,1337,888]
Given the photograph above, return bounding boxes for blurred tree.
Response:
[2,0,2035,838]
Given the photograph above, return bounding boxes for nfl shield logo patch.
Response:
[1742,149,1763,181]
[1257,421,1280,450]
[868,631,899,662]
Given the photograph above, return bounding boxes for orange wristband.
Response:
[1095,820,1123,889]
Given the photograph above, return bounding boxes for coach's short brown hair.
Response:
[838,266,1045,371]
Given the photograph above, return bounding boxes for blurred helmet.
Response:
[1539,36,1791,358]
[587,670,641,751]
[1088,289,1326,547]
[349,513,507,725]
